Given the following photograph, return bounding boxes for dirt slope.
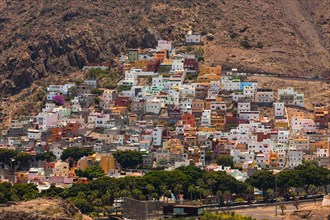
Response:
[0,0,329,96]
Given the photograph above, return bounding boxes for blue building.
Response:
[240,82,253,90]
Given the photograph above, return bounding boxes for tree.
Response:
[216,155,234,168]
[266,188,274,203]
[132,189,144,200]
[91,88,104,95]
[114,150,143,169]
[293,198,300,210]
[60,147,94,166]
[174,184,183,200]
[36,151,57,162]
[188,185,196,201]
[280,204,286,215]
[146,184,155,200]
[246,171,275,198]
[216,190,223,207]
[75,165,105,180]
[53,95,65,105]
[224,190,232,205]
[12,183,38,201]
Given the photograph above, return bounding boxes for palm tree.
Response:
[246,186,254,204]
[216,190,223,207]
[174,184,183,201]
[266,188,274,203]
[224,190,231,206]
[93,198,103,218]
[188,185,196,201]
[160,184,168,202]
[146,184,155,200]
[132,189,143,200]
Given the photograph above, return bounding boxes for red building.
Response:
[115,96,130,107]
[314,106,329,128]
[184,58,199,71]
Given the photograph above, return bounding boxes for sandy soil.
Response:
[235,201,330,220]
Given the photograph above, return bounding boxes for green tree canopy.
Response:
[75,165,105,180]
[36,151,57,162]
[114,150,143,169]
[60,147,94,164]
[216,155,234,168]
[246,170,275,194]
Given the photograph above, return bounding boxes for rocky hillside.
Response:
[0,198,91,220]
[0,0,329,95]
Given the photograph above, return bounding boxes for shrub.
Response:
[230,32,239,39]
[256,42,264,49]
[240,40,251,49]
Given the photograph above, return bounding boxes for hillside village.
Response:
[0,33,329,194]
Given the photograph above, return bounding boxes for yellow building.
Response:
[269,151,278,167]
[199,64,221,76]
[133,60,149,71]
[77,154,116,174]
[274,120,289,130]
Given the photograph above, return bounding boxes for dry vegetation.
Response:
[0,198,92,220]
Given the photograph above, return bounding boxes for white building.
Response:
[221,77,240,91]
[292,119,316,132]
[185,31,201,44]
[255,88,274,103]
[278,130,289,144]
[36,112,58,130]
[274,102,285,118]
[171,56,184,72]
[317,148,329,158]
[157,40,172,52]
[288,147,303,168]
[71,97,82,113]
[27,129,42,140]
[248,139,274,155]
[201,110,211,127]
[238,102,251,113]
[145,99,162,115]
[239,111,260,121]
[152,126,163,146]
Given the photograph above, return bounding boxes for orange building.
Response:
[182,113,196,127]
[210,111,226,131]
[153,50,167,62]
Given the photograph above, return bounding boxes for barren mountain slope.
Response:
[0,0,329,95]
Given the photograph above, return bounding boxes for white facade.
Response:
[36,112,58,130]
[157,40,172,52]
[248,139,274,155]
[288,148,303,168]
[274,102,285,118]
[221,77,240,91]
[145,99,162,115]
[231,150,254,165]
[238,102,251,113]
[152,126,163,146]
[278,131,289,144]
[185,32,201,44]
[239,111,260,121]
[171,57,184,72]
[27,129,42,140]
[317,148,329,158]
[201,110,211,127]
[292,119,316,132]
